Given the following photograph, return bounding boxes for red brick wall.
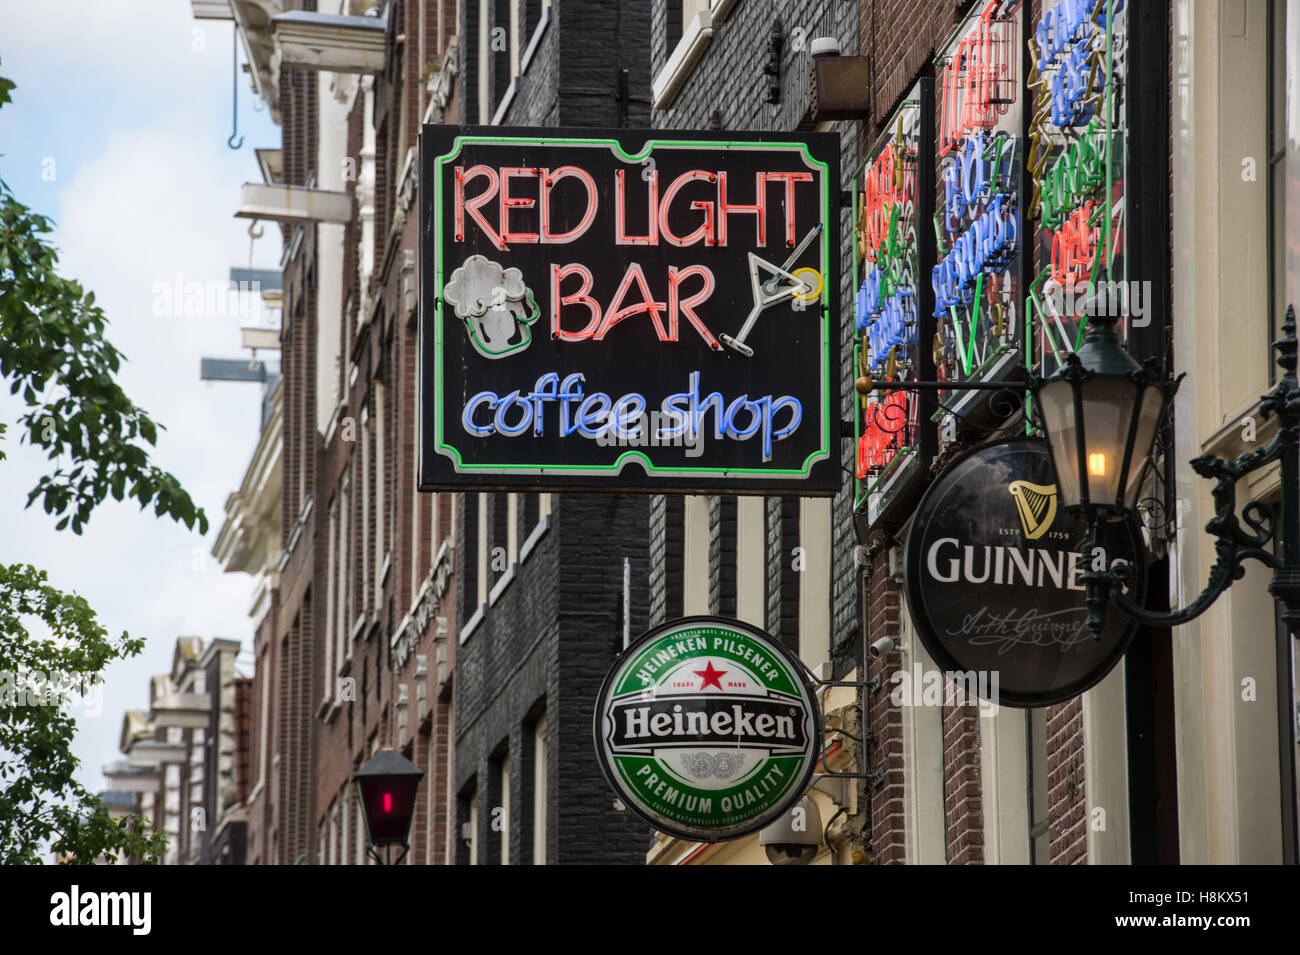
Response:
[865,532,905,864]
[1047,698,1086,864]
[306,0,462,865]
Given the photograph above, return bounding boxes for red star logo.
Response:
[694,660,727,691]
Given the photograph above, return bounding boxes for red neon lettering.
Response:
[715,172,767,247]
[860,145,915,263]
[659,170,717,247]
[595,263,670,340]
[938,2,1017,155]
[668,265,720,349]
[540,166,598,243]
[761,172,814,246]
[615,169,659,245]
[856,391,912,477]
[454,165,505,249]
[499,167,539,245]
[551,263,601,340]
[1051,202,1097,286]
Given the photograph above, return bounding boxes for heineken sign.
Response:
[594,616,821,842]
[903,438,1145,707]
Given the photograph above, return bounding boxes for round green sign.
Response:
[594,616,822,843]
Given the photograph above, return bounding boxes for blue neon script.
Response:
[931,194,1018,314]
[462,371,802,461]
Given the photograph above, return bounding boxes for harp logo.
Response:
[1008,480,1058,540]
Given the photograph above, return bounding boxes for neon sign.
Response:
[933,2,1024,386]
[419,127,840,494]
[1029,0,1128,373]
[938,1,1019,156]
[856,91,925,488]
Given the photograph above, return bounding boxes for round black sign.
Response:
[903,438,1145,708]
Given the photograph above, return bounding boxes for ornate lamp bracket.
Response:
[1084,306,1300,636]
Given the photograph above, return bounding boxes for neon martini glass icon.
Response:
[719,223,823,357]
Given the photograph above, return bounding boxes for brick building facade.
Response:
[196,0,1299,866]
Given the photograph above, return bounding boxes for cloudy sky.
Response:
[0,1,282,796]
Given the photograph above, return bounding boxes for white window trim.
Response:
[323,505,337,704]
[518,513,550,564]
[489,563,517,606]
[491,77,519,125]
[710,0,740,22]
[459,602,487,645]
[652,8,714,110]
[338,473,351,665]
[532,714,547,865]
[520,6,551,76]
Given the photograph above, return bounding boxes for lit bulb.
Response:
[383,792,392,813]
[1088,453,1107,477]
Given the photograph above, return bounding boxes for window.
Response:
[507,493,519,565]
[256,647,270,794]
[359,407,370,616]
[477,0,490,123]
[532,714,547,864]
[493,0,511,110]
[324,503,337,703]
[683,496,709,614]
[477,494,489,607]
[736,496,764,626]
[338,472,351,665]
[374,382,385,604]
[490,492,509,588]
[797,498,831,669]
[510,0,522,78]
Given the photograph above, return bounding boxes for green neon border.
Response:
[431,134,834,478]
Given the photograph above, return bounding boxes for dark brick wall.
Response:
[452,1,654,865]
[455,493,653,864]
[707,496,737,616]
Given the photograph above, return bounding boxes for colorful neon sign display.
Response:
[419,127,840,494]
[933,1,1024,386]
[856,93,923,488]
[1028,0,1128,372]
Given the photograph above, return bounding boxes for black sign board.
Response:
[418,125,840,494]
[903,438,1145,707]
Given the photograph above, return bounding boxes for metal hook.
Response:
[228,24,244,150]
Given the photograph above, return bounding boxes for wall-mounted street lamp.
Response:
[860,305,1300,642]
[354,747,424,865]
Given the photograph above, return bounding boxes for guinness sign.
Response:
[594,616,820,843]
[903,438,1145,707]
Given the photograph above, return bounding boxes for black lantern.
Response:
[1032,309,1174,517]
[354,747,423,864]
